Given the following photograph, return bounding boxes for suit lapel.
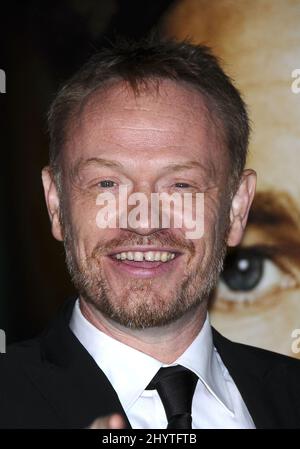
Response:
[212,328,287,429]
[24,298,132,429]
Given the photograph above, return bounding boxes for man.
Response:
[162,0,300,358]
[1,36,300,429]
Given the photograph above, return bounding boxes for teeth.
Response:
[127,251,134,260]
[113,250,176,262]
[154,252,161,261]
[133,252,144,261]
[161,252,168,262]
[145,251,154,261]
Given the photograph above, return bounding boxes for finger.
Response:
[88,413,125,429]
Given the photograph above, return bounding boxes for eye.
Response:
[174,182,191,188]
[221,249,263,292]
[215,247,296,307]
[98,180,117,188]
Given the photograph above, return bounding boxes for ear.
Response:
[227,169,257,247]
[41,167,64,241]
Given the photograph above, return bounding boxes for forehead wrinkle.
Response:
[68,124,222,179]
[79,112,213,148]
[107,126,172,132]
[83,108,199,130]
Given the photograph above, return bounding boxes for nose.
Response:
[119,184,162,236]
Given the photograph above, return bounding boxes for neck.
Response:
[79,297,207,364]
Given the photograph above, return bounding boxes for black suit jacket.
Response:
[1,297,300,429]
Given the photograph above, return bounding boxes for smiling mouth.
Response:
[107,249,182,277]
[113,250,176,262]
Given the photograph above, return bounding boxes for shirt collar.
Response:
[70,299,233,415]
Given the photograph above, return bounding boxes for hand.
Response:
[88,413,126,429]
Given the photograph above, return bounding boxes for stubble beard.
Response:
[62,220,228,329]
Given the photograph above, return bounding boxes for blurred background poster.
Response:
[1,0,300,358]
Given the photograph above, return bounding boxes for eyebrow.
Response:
[248,191,300,229]
[71,157,212,178]
[245,190,300,258]
[71,157,123,179]
[163,161,212,173]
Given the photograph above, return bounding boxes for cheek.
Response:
[64,195,103,256]
[68,186,106,232]
[70,207,96,245]
[202,199,224,245]
[180,198,224,266]
[70,208,126,262]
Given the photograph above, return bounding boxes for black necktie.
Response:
[146,365,198,429]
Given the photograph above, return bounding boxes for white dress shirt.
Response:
[70,299,255,429]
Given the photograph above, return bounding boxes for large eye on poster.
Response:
[162,0,300,358]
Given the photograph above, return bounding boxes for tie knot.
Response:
[146,365,198,428]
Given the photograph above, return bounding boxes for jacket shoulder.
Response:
[1,336,42,364]
[0,337,44,396]
[212,327,300,374]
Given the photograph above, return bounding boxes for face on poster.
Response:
[162,0,300,357]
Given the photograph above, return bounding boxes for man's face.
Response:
[43,79,253,329]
